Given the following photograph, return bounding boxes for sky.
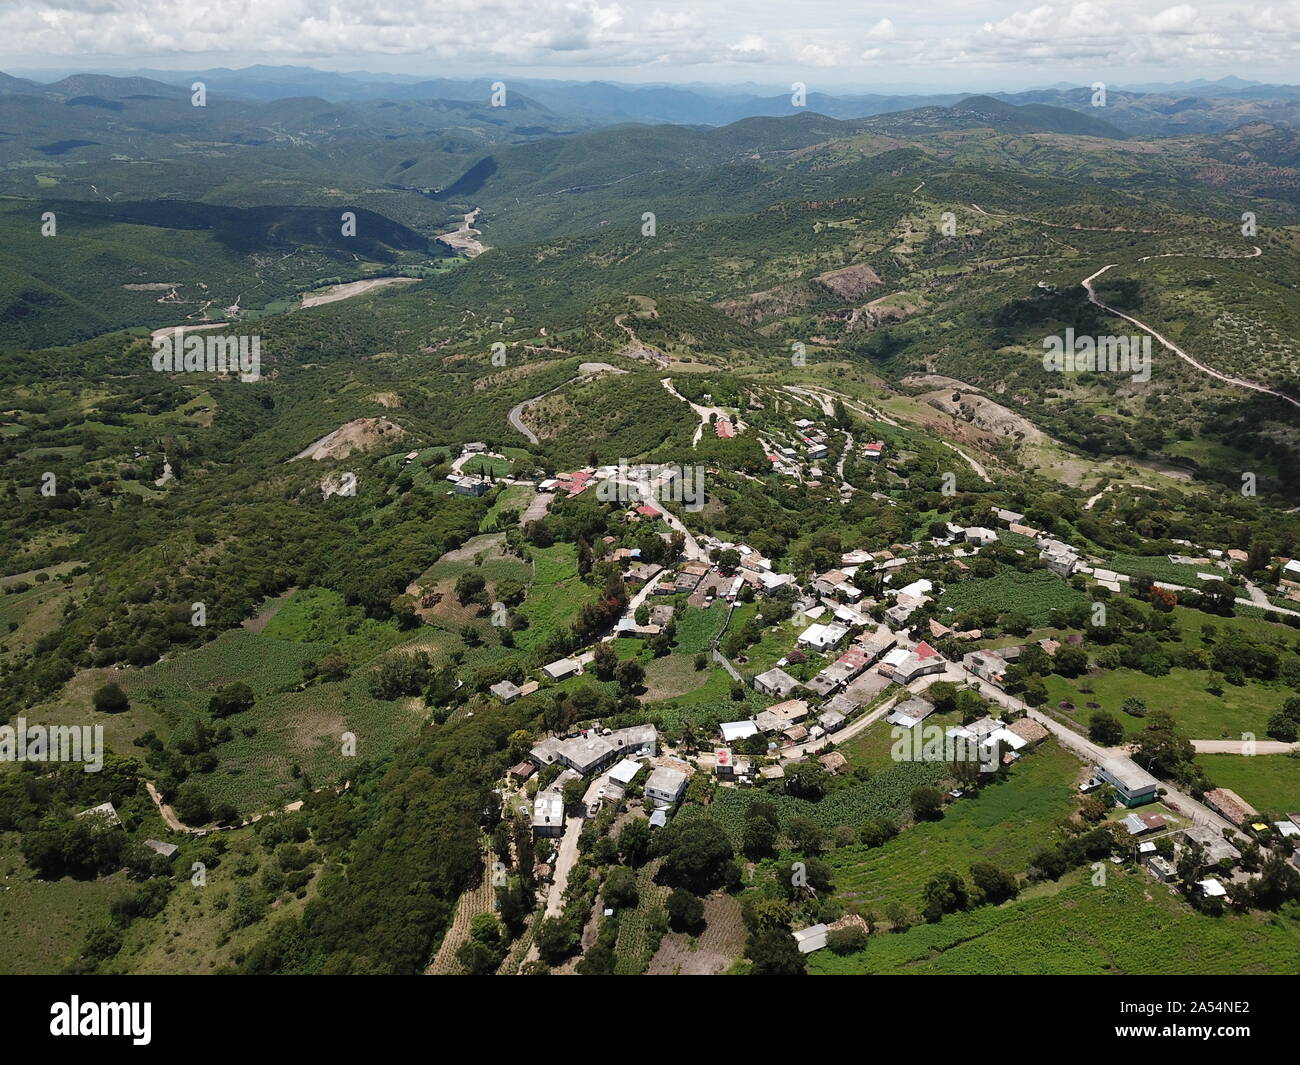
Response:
[3,1,1298,91]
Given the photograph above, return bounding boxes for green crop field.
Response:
[810,868,1300,975]
[826,740,1081,910]
[940,568,1089,627]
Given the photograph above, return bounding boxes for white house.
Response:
[645,766,688,806]
[798,622,849,651]
[532,791,565,837]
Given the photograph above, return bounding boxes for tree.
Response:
[826,926,868,955]
[921,870,969,922]
[910,786,944,821]
[786,816,826,855]
[1132,710,1195,781]
[656,818,735,894]
[603,866,639,909]
[454,571,487,605]
[1088,709,1125,746]
[533,917,578,965]
[1053,645,1088,677]
[456,939,502,975]
[666,888,705,933]
[576,942,616,975]
[172,782,211,826]
[969,862,1019,905]
[592,641,618,681]
[784,762,828,801]
[92,682,129,714]
[615,659,645,693]
[209,682,255,718]
[745,928,806,975]
[742,815,778,859]
[617,818,652,867]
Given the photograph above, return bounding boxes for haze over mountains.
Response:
[4,65,1300,135]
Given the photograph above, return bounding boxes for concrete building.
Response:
[645,766,688,806]
[532,791,565,837]
[1097,756,1161,808]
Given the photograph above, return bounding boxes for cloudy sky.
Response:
[4,1,1297,90]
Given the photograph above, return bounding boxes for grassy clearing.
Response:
[1042,667,1283,741]
[1195,754,1300,814]
[0,833,127,975]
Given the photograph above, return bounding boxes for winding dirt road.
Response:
[1081,263,1300,413]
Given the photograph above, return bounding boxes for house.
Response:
[929,618,953,639]
[862,441,884,461]
[893,641,945,684]
[856,627,897,664]
[1202,788,1259,827]
[607,724,657,757]
[1121,812,1166,836]
[1007,717,1049,746]
[1041,547,1078,577]
[964,527,999,546]
[813,569,862,601]
[453,476,490,496]
[1144,855,1177,882]
[1182,825,1241,866]
[608,758,644,792]
[648,809,669,829]
[878,646,912,676]
[818,752,847,774]
[896,578,934,600]
[782,724,809,744]
[823,692,859,718]
[805,442,829,460]
[556,734,618,776]
[645,766,688,806]
[1198,878,1227,898]
[714,747,735,778]
[886,696,934,728]
[754,700,810,733]
[532,791,565,837]
[798,622,849,651]
[818,708,847,733]
[490,680,524,703]
[754,666,801,698]
[1097,756,1160,808]
[75,802,121,827]
[144,839,179,858]
[720,720,760,744]
[508,761,536,782]
[542,657,581,681]
[758,765,785,781]
[994,508,1025,525]
[963,649,1009,688]
[793,924,829,953]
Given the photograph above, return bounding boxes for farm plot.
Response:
[809,869,1300,975]
[826,741,1080,911]
[940,568,1088,627]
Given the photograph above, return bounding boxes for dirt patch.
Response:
[918,388,1048,445]
[714,283,816,325]
[300,277,416,309]
[292,417,405,461]
[814,262,883,301]
[368,392,401,408]
[646,895,746,975]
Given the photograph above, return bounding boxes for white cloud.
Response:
[865,17,896,41]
